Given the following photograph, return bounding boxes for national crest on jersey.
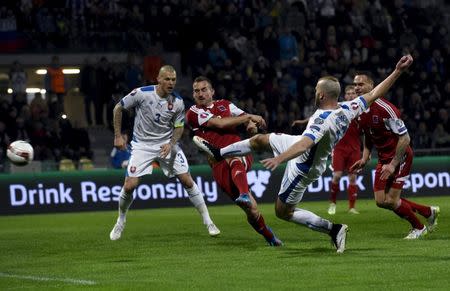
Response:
[186,99,245,148]
[120,85,185,145]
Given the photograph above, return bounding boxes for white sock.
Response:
[221,139,252,158]
[118,188,133,223]
[186,183,213,225]
[289,208,332,234]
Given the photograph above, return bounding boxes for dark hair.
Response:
[193,76,213,86]
[354,71,374,85]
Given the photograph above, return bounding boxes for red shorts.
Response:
[332,149,360,173]
[211,155,253,200]
[373,150,413,192]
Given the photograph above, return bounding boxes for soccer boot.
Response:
[328,203,336,215]
[265,228,283,246]
[192,136,223,161]
[110,219,125,241]
[235,193,252,208]
[330,224,348,253]
[427,206,440,232]
[348,208,360,214]
[404,226,428,239]
[207,223,221,237]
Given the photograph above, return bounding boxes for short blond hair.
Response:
[158,65,176,77]
[318,76,341,99]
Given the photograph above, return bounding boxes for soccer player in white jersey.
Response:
[109,65,220,240]
[194,55,414,253]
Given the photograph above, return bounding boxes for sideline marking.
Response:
[0,272,96,285]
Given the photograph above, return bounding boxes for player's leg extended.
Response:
[177,172,220,237]
[243,193,283,246]
[347,173,359,214]
[110,176,139,240]
[400,198,439,231]
[328,171,342,215]
[275,198,348,253]
[220,134,272,158]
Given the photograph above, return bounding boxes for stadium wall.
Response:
[1,156,449,215]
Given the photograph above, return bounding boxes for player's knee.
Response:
[375,200,393,209]
[250,134,269,151]
[275,207,291,221]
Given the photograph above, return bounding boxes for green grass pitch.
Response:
[0,196,448,290]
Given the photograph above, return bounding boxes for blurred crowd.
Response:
[0,0,449,169]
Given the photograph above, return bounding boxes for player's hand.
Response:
[250,115,267,130]
[261,157,281,171]
[395,55,413,72]
[380,163,395,180]
[114,135,126,150]
[349,159,367,173]
[160,143,171,158]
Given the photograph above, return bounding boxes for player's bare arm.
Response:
[380,133,410,180]
[291,118,309,127]
[206,114,266,130]
[362,55,413,107]
[160,126,184,158]
[350,135,372,173]
[261,136,314,171]
[113,103,126,150]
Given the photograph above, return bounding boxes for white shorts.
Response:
[269,133,316,205]
[127,141,189,178]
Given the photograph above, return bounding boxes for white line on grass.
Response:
[0,272,96,285]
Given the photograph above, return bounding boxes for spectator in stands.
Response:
[278,27,298,67]
[432,124,450,149]
[95,56,113,126]
[45,55,66,119]
[8,60,27,111]
[80,57,97,126]
[413,122,432,149]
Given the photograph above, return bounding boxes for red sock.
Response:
[248,214,274,240]
[394,200,424,229]
[347,184,358,209]
[329,182,339,203]
[230,160,249,194]
[401,198,431,218]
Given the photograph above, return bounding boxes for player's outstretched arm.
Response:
[206,114,266,130]
[362,55,413,107]
[113,103,126,150]
[261,136,314,171]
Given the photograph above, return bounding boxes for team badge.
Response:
[373,115,379,123]
[130,89,137,96]
[351,102,359,110]
[314,118,324,124]
[218,105,226,112]
[200,112,209,119]
[130,166,136,173]
[168,102,173,110]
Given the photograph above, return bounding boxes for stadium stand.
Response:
[0,0,448,171]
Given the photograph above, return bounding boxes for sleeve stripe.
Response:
[376,99,398,118]
[358,96,367,110]
[303,133,316,141]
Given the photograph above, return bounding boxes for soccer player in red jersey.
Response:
[350,73,440,239]
[328,85,361,215]
[186,76,283,246]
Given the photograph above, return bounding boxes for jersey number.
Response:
[154,113,161,123]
